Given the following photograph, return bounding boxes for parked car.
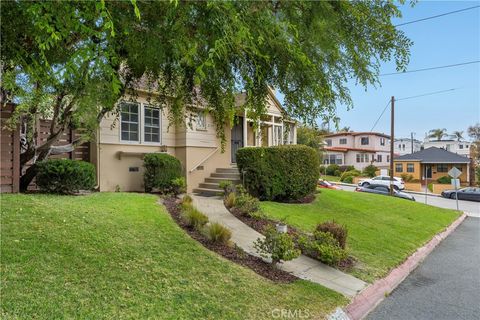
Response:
[441,187,480,202]
[355,184,415,201]
[358,175,405,190]
[318,179,342,190]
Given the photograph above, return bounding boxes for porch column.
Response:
[466,163,470,184]
[293,125,297,144]
[243,111,248,147]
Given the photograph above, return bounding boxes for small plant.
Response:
[114,185,121,192]
[171,177,186,196]
[315,221,348,249]
[363,164,378,178]
[400,173,414,182]
[333,169,341,177]
[248,210,267,220]
[182,194,193,204]
[298,231,348,266]
[234,191,260,216]
[253,226,300,266]
[219,180,235,195]
[325,164,340,176]
[437,176,451,184]
[181,206,209,230]
[204,222,232,245]
[224,192,236,209]
[342,176,353,183]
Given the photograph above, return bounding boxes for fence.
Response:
[0,104,90,193]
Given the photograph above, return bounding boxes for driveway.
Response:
[339,185,480,216]
[367,217,480,320]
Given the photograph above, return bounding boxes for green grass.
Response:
[319,175,341,182]
[261,189,460,282]
[1,193,346,319]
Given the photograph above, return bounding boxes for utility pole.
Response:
[411,132,415,154]
[390,96,395,196]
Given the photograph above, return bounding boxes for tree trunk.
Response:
[19,163,38,192]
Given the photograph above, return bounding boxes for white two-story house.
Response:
[323,132,391,170]
[422,139,471,158]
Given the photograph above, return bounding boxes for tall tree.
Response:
[428,128,447,141]
[296,126,326,150]
[450,131,464,141]
[1,0,412,191]
[467,123,480,141]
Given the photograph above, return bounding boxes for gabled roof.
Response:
[394,147,470,164]
[325,132,390,139]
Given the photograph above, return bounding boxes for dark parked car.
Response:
[441,187,480,202]
[355,184,415,201]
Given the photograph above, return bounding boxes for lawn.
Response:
[319,175,341,182]
[260,189,460,282]
[1,193,346,319]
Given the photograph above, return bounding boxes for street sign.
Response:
[451,179,460,188]
[448,167,462,179]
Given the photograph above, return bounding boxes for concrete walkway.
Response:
[191,194,367,297]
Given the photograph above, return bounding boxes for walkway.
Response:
[367,217,480,320]
[191,194,367,297]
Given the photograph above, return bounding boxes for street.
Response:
[367,217,480,320]
[339,185,480,216]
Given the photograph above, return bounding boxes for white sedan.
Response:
[358,175,405,190]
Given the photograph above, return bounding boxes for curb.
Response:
[343,212,467,320]
[331,182,442,197]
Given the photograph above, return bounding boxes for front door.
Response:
[425,165,432,179]
[231,117,244,163]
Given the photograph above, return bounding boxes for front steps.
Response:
[193,167,240,196]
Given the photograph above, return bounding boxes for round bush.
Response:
[36,159,96,194]
[144,153,182,192]
[236,145,319,201]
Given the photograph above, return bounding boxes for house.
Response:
[393,147,471,184]
[90,87,296,193]
[323,132,391,170]
[422,139,471,158]
[394,138,422,156]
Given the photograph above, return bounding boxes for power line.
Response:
[395,5,480,27]
[370,99,392,132]
[380,60,480,76]
[396,88,459,101]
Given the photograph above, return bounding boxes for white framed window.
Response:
[120,102,140,142]
[380,138,385,146]
[361,137,369,145]
[144,106,160,143]
[196,111,207,130]
[340,138,347,145]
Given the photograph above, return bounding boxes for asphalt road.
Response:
[367,217,480,320]
[339,185,480,216]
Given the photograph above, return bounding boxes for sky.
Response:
[283,1,480,141]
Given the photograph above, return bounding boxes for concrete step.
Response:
[199,183,222,190]
[192,188,223,197]
[216,168,239,174]
[205,177,241,184]
[211,172,241,179]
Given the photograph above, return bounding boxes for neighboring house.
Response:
[422,139,471,158]
[394,138,422,156]
[90,87,296,193]
[323,132,390,170]
[393,147,471,184]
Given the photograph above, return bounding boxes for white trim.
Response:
[118,101,163,146]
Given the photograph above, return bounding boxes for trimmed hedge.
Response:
[144,153,182,192]
[236,145,319,201]
[36,159,96,194]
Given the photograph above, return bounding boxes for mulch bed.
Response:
[163,196,298,283]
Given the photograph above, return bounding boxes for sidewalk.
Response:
[191,194,367,297]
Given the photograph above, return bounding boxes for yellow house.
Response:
[90,87,297,194]
[393,147,471,184]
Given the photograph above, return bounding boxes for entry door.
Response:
[425,165,432,179]
[231,117,244,163]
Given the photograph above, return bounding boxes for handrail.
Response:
[189,147,219,173]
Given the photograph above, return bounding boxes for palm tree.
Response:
[340,126,351,132]
[450,131,464,141]
[428,128,447,141]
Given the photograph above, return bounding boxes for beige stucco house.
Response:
[90,87,296,193]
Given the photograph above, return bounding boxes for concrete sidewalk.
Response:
[191,194,367,297]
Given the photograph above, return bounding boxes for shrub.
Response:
[236,145,319,201]
[400,173,414,182]
[253,226,301,265]
[182,194,193,205]
[340,169,361,183]
[181,205,209,230]
[437,176,451,184]
[315,221,348,249]
[319,165,327,175]
[325,164,340,176]
[225,192,236,208]
[234,188,260,216]
[363,164,378,178]
[171,177,186,196]
[36,159,96,194]
[342,176,353,184]
[333,169,341,177]
[298,231,348,266]
[144,153,182,193]
[339,165,355,172]
[204,222,232,245]
[219,180,235,195]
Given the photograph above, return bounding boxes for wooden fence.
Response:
[1,104,90,193]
